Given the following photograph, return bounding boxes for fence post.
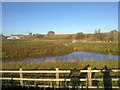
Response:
[56,68,59,88]
[19,68,23,86]
[87,67,92,87]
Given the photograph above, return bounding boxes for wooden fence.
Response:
[1,67,120,88]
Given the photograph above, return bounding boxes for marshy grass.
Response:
[2,39,119,62]
[2,60,118,70]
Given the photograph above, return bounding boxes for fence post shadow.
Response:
[92,67,99,88]
[79,64,89,89]
[118,79,120,88]
[102,66,112,90]
[69,68,77,89]
[10,77,14,87]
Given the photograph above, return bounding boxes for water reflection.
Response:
[3,51,120,64]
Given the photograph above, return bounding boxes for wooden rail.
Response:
[1,67,120,88]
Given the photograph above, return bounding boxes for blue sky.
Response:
[2,2,118,35]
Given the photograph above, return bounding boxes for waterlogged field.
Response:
[2,38,119,62]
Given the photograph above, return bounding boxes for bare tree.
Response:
[94,29,106,40]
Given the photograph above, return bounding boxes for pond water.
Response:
[3,51,120,64]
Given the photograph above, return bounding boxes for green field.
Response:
[2,39,119,62]
[2,39,73,62]
[71,42,119,55]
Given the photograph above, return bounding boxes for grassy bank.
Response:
[2,40,73,61]
[2,60,118,70]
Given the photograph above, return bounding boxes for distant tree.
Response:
[29,32,32,36]
[94,29,97,34]
[98,29,101,34]
[47,31,55,35]
[94,29,105,40]
[33,34,36,36]
[110,30,118,33]
[35,34,44,38]
[94,29,98,39]
[75,32,85,39]
[94,29,101,34]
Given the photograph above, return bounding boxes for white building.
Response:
[7,36,20,39]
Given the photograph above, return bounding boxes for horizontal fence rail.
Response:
[1,67,120,89]
[2,78,120,81]
[1,69,120,73]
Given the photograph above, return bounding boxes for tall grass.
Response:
[2,60,118,70]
